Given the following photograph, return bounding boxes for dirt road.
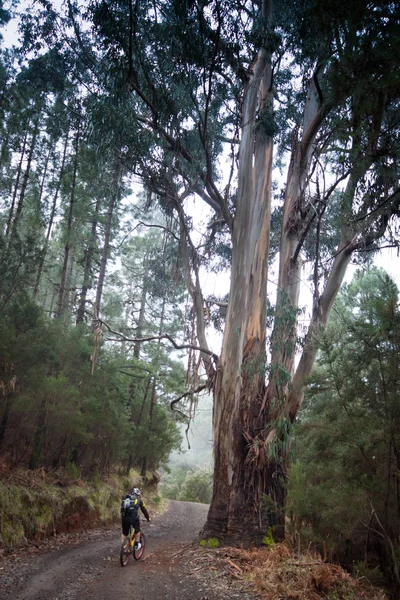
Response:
[0,500,259,600]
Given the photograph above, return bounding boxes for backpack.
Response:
[121,494,139,516]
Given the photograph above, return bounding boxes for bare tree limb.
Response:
[206,299,229,308]
[99,319,219,362]
[170,383,208,410]
[134,220,180,241]
[351,188,400,224]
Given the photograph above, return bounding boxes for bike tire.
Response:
[120,537,131,567]
[133,532,146,560]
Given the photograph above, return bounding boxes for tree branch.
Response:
[351,188,400,224]
[99,319,219,362]
[170,383,208,410]
[135,220,180,242]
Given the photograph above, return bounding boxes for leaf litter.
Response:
[184,542,388,600]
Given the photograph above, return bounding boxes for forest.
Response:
[0,0,399,595]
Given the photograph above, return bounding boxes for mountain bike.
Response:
[120,524,146,566]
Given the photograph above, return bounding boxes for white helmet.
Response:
[132,487,141,496]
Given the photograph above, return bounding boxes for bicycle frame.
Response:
[120,522,146,566]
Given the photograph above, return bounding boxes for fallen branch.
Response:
[226,558,243,574]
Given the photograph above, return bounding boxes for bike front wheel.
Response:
[133,532,146,560]
[120,537,131,567]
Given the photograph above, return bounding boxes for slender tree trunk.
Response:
[5,129,28,236]
[140,294,166,477]
[140,377,157,477]
[125,375,153,474]
[133,263,149,358]
[205,0,274,544]
[29,396,47,470]
[94,162,123,319]
[37,145,50,208]
[283,91,385,421]
[48,288,56,317]
[10,117,40,240]
[135,376,152,427]
[285,169,363,421]
[269,76,330,382]
[178,215,214,377]
[253,79,332,524]
[0,395,12,451]
[63,251,75,315]
[0,131,9,170]
[125,263,150,427]
[76,197,101,324]
[56,128,79,318]
[34,130,69,297]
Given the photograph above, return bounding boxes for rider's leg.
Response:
[121,517,129,543]
[133,519,141,548]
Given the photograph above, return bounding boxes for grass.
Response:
[0,468,147,548]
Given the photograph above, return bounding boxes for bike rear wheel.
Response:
[120,536,132,567]
[133,532,146,560]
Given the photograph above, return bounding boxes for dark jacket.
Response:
[120,494,150,521]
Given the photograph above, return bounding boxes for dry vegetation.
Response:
[186,543,388,600]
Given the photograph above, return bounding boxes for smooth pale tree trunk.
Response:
[269,76,329,394]
[56,129,79,318]
[255,92,389,536]
[259,78,332,489]
[223,76,333,535]
[279,93,386,421]
[76,196,101,323]
[205,0,273,545]
[285,166,370,421]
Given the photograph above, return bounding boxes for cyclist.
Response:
[120,487,150,550]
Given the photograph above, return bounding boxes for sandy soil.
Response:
[0,500,260,600]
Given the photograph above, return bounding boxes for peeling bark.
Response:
[269,75,329,396]
[205,0,274,544]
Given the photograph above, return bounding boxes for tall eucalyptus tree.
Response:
[20,0,400,544]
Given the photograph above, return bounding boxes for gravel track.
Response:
[0,500,260,600]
